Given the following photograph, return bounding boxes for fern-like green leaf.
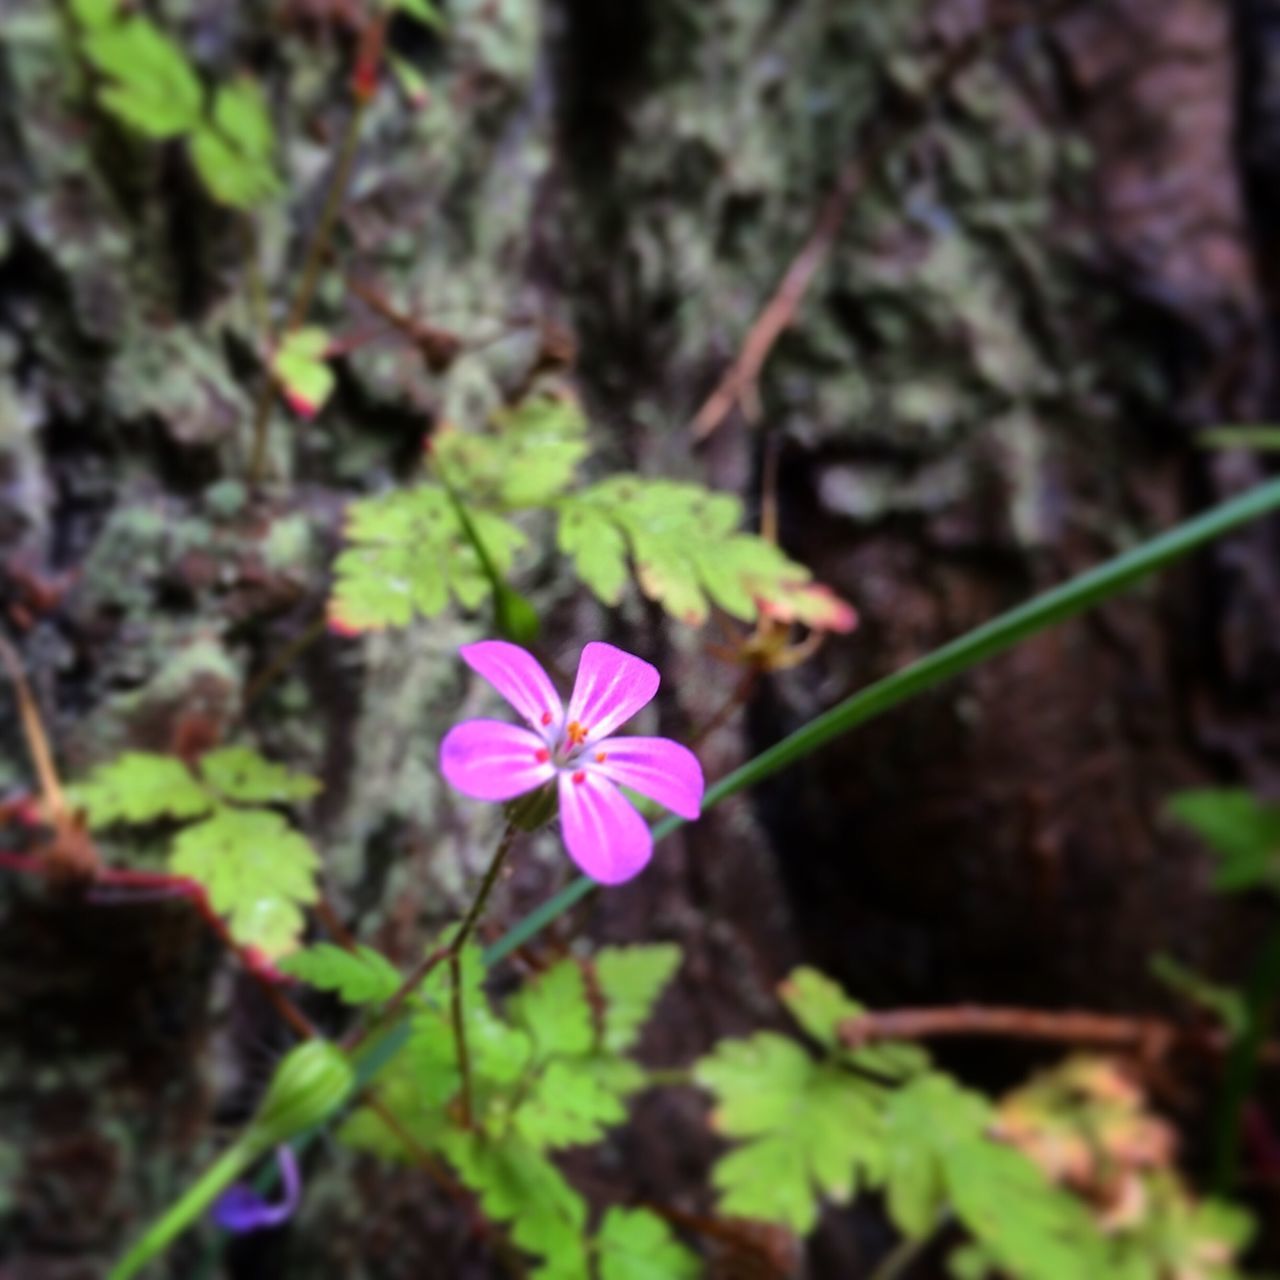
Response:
[594,944,682,1053]
[270,327,334,419]
[780,967,929,1080]
[278,943,400,1005]
[434,392,590,509]
[191,78,280,210]
[557,478,814,627]
[328,484,525,632]
[596,1208,700,1280]
[508,958,596,1061]
[511,1056,645,1151]
[199,745,320,806]
[83,19,203,139]
[70,752,213,825]
[440,1131,591,1277]
[170,808,318,957]
[694,1031,886,1233]
[1167,788,1280,894]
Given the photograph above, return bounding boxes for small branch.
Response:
[689,0,1080,442]
[840,1004,1280,1065]
[0,632,66,818]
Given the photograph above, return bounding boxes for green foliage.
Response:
[271,328,335,419]
[1168,788,1280,893]
[557,478,808,627]
[328,484,525,631]
[82,18,203,139]
[595,944,682,1053]
[390,0,445,27]
[74,9,279,208]
[693,1029,890,1232]
[341,944,683,1274]
[278,943,401,1005]
[73,746,321,958]
[434,393,590,509]
[596,1208,699,1280]
[1149,953,1247,1039]
[199,745,320,805]
[191,79,280,210]
[69,752,213,824]
[171,808,318,958]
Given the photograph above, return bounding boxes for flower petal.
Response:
[557,771,653,884]
[213,1146,301,1234]
[587,736,704,820]
[440,720,556,801]
[566,642,659,743]
[460,640,562,735]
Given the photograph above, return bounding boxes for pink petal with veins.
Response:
[460,641,563,735]
[566,642,659,743]
[557,771,652,884]
[587,736,703,820]
[439,720,555,801]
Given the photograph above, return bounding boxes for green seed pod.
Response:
[248,1040,354,1148]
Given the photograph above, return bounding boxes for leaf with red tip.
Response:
[271,328,334,419]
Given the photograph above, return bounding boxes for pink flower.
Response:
[440,641,704,884]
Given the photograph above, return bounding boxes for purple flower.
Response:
[440,641,704,884]
[213,1146,301,1234]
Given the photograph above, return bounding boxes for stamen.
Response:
[534,748,550,763]
[594,751,608,763]
[571,770,586,784]
[540,710,553,726]
[566,721,588,746]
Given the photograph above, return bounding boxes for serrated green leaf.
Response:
[70,752,213,826]
[559,477,824,629]
[595,944,682,1053]
[271,327,334,418]
[883,1074,990,1238]
[780,966,929,1079]
[508,958,595,1062]
[557,503,629,604]
[170,807,318,957]
[440,1131,590,1275]
[191,78,279,209]
[694,1032,885,1232]
[597,1208,700,1280]
[278,943,400,1005]
[512,1056,645,1151]
[84,19,203,139]
[433,393,589,509]
[328,485,525,631]
[339,1054,452,1161]
[1167,788,1280,893]
[199,745,320,806]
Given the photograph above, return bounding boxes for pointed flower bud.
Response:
[247,1040,354,1149]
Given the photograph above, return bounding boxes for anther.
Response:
[594,751,608,763]
[534,748,550,763]
[540,710,553,726]
[571,770,586,784]
[566,721,588,746]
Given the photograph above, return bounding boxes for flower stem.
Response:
[108,1134,262,1280]
[450,822,520,1129]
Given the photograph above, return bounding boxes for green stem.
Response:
[109,1134,262,1280]
[451,822,520,1128]
[1212,922,1280,1192]
[247,100,368,487]
[868,1217,948,1280]
[489,476,1280,963]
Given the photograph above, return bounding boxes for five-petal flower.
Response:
[440,641,704,884]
